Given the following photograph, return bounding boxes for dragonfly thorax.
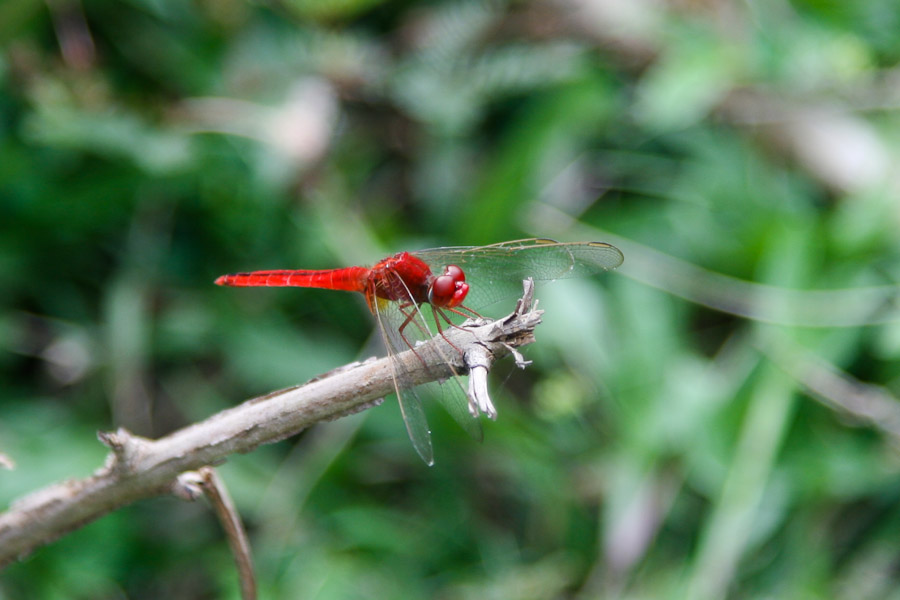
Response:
[368,252,436,305]
[368,252,469,309]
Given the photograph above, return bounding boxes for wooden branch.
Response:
[0,282,543,568]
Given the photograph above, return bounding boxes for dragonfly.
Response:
[215,238,623,465]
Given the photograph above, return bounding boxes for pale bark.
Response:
[0,284,542,568]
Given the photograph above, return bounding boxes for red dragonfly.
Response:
[216,238,623,464]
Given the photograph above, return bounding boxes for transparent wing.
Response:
[383,297,483,442]
[413,239,623,280]
[372,295,434,465]
[370,273,483,465]
[412,238,623,313]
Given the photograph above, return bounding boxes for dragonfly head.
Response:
[429,264,469,308]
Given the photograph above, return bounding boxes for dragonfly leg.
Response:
[434,304,481,337]
[394,300,466,359]
[396,303,430,367]
[432,307,466,354]
[454,304,482,319]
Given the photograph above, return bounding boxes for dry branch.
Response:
[0,282,543,568]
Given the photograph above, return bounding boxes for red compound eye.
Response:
[429,264,469,307]
[444,264,464,281]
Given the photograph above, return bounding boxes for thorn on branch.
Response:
[511,277,536,318]
[97,428,152,475]
[503,342,532,369]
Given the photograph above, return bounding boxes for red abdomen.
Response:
[215,267,369,292]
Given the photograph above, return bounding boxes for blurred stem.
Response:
[685,358,796,599]
[687,223,809,599]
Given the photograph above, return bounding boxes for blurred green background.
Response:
[4,0,900,598]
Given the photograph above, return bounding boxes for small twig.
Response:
[170,468,257,598]
[200,468,256,600]
[0,284,543,568]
